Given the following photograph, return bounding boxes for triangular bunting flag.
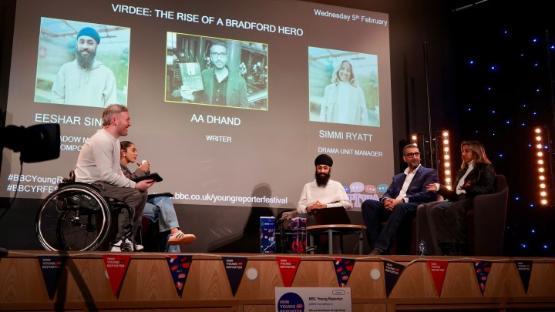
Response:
[333,258,356,287]
[474,261,492,295]
[276,256,301,287]
[426,260,448,296]
[103,255,131,297]
[515,260,532,293]
[38,256,66,300]
[166,255,193,297]
[222,257,247,296]
[384,260,405,297]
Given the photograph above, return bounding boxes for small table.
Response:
[306,224,366,255]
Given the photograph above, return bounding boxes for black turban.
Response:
[314,154,333,167]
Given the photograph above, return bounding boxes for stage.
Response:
[1,251,554,311]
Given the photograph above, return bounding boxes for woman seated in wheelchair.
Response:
[120,141,196,250]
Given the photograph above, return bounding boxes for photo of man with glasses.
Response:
[361,143,439,255]
[165,33,268,110]
[199,41,249,108]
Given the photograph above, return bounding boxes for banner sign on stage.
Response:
[426,260,448,296]
[276,256,301,287]
[384,260,405,297]
[275,287,351,312]
[38,256,66,299]
[333,258,355,287]
[474,261,492,295]
[223,256,248,296]
[166,255,193,297]
[103,255,131,297]
[515,260,532,293]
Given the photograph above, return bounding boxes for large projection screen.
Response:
[1,0,393,209]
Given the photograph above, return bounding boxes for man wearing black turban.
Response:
[297,154,352,214]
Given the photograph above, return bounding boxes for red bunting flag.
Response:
[276,256,301,287]
[103,255,131,297]
[426,260,448,296]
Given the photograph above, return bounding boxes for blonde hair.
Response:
[460,140,491,168]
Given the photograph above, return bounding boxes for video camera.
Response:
[0,123,60,163]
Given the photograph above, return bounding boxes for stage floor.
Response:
[1,251,554,311]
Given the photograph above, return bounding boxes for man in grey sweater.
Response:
[75,104,154,250]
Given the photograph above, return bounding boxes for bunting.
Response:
[38,256,66,300]
[515,260,532,293]
[384,260,405,297]
[223,257,248,296]
[474,261,492,295]
[426,260,448,296]
[166,255,193,296]
[333,258,355,287]
[276,256,301,287]
[102,255,131,297]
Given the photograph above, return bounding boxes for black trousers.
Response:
[361,199,417,253]
[416,199,471,255]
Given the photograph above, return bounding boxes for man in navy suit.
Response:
[362,144,438,255]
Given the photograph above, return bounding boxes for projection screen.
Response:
[1,0,393,209]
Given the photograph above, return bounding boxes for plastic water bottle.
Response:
[417,240,427,256]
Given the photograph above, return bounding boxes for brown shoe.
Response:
[168,230,196,245]
[369,248,383,256]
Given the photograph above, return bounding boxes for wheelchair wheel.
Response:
[36,184,112,251]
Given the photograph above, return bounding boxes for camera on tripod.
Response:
[0,123,60,163]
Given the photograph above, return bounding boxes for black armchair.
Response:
[467,174,509,256]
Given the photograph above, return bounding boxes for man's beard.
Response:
[76,49,96,69]
[315,172,330,187]
[408,160,420,169]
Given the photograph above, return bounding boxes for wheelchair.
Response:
[36,181,133,252]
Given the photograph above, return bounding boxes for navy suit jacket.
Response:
[382,166,439,204]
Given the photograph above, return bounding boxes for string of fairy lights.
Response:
[533,127,550,206]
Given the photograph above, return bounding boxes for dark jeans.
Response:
[93,181,148,240]
[361,199,417,253]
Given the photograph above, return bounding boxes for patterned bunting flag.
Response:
[333,258,355,287]
[38,256,66,299]
[426,260,448,296]
[166,255,193,296]
[515,260,532,293]
[474,261,492,295]
[276,256,301,287]
[102,255,131,297]
[222,257,248,296]
[384,260,405,297]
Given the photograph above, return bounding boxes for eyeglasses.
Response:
[404,152,420,158]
